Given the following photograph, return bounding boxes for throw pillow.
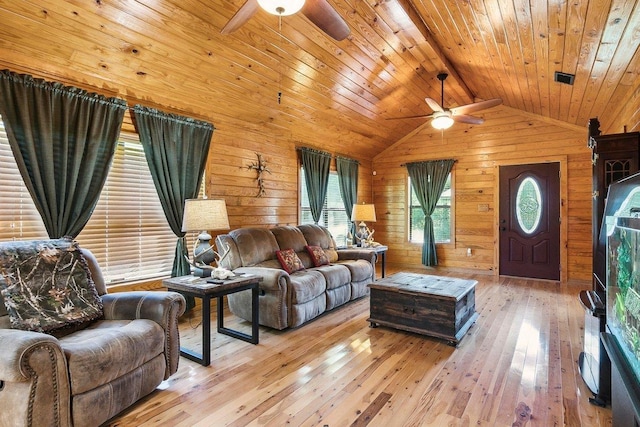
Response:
[276,248,305,274]
[0,238,103,333]
[306,245,329,267]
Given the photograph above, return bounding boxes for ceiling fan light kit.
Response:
[257,0,305,16]
[431,112,454,130]
[221,0,350,41]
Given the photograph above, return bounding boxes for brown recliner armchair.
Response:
[0,239,186,427]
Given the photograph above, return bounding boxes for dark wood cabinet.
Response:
[589,119,640,294]
[602,333,640,426]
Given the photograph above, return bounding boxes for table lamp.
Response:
[181,198,230,277]
[351,203,376,247]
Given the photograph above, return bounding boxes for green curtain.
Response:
[0,70,126,238]
[300,147,331,224]
[406,159,455,266]
[132,105,214,280]
[336,156,359,244]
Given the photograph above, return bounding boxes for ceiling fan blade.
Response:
[301,0,350,41]
[453,114,485,125]
[221,0,260,35]
[425,97,444,112]
[451,98,502,115]
[386,113,434,120]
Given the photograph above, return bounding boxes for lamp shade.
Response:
[257,0,305,16]
[351,203,377,222]
[431,112,454,130]
[181,199,230,232]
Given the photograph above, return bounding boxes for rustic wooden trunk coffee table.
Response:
[368,272,478,345]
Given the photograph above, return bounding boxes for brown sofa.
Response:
[215,224,375,329]
[0,240,186,427]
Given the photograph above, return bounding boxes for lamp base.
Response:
[193,266,213,278]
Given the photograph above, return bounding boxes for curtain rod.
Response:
[296,146,332,156]
[295,146,360,164]
[400,159,457,167]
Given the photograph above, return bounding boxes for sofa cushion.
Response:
[271,226,308,252]
[276,249,305,274]
[230,228,280,267]
[60,319,165,395]
[314,263,350,290]
[306,245,329,267]
[336,259,374,283]
[298,224,339,263]
[288,270,326,304]
[0,238,103,333]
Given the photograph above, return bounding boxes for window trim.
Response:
[407,171,455,246]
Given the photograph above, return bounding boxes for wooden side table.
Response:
[163,274,261,366]
[341,245,388,277]
[369,245,388,278]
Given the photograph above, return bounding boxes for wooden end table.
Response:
[369,245,388,278]
[340,245,388,277]
[163,274,261,366]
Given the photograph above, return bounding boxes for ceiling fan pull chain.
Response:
[278,14,283,104]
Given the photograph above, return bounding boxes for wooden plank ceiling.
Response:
[0,0,638,161]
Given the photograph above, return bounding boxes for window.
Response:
[300,168,350,246]
[0,117,177,285]
[76,135,177,283]
[0,120,47,241]
[408,173,452,243]
[515,176,542,234]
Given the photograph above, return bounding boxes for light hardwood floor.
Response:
[106,268,612,426]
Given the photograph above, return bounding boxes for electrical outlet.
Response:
[466,248,472,257]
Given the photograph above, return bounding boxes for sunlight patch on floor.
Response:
[350,337,372,354]
[518,320,541,387]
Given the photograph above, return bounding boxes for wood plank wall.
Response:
[122,110,374,228]
[372,106,592,282]
[0,65,600,285]
[0,67,373,292]
[202,117,374,230]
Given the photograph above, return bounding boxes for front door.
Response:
[499,163,560,280]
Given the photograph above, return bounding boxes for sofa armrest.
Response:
[230,267,290,330]
[232,267,288,293]
[337,248,377,264]
[0,329,71,427]
[101,291,186,378]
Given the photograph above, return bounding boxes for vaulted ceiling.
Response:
[0,0,638,161]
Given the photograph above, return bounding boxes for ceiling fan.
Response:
[221,0,350,41]
[389,73,502,130]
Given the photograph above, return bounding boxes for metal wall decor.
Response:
[245,152,271,197]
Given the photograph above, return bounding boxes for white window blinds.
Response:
[0,121,47,240]
[76,135,177,284]
[300,168,351,247]
[0,118,177,285]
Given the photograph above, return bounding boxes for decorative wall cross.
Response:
[245,152,271,197]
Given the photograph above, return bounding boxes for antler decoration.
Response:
[354,226,375,247]
[245,152,271,197]
[183,241,231,269]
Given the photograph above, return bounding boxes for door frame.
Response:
[494,156,568,282]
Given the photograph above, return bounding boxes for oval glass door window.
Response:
[516,177,542,234]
